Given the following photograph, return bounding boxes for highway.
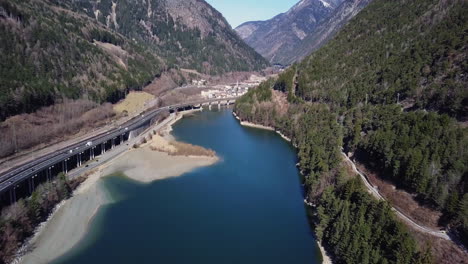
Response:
[66,113,178,181]
[0,97,237,196]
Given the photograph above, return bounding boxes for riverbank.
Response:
[232,112,292,142]
[18,112,218,264]
[232,111,332,264]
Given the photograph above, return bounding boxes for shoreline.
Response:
[232,112,292,142]
[317,240,333,264]
[232,112,273,131]
[16,109,330,264]
[233,111,332,264]
[17,111,217,264]
[241,120,275,131]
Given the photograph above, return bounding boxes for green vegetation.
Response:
[236,0,467,261]
[235,92,430,262]
[236,91,342,182]
[0,173,85,264]
[316,178,432,264]
[345,105,468,243]
[0,0,268,121]
[294,0,467,119]
[64,0,267,75]
[347,106,467,208]
[236,80,273,107]
[0,0,161,121]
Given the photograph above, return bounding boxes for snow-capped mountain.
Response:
[235,0,372,65]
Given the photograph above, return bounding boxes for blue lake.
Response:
[53,109,321,264]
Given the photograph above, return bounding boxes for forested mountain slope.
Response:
[0,0,267,121]
[61,0,267,75]
[235,0,468,262]
[293,0,467,119]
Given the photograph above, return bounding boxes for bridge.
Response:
[0,97,237,207]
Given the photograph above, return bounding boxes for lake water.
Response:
[52,109,321,264]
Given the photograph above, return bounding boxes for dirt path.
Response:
[340,152,451,240]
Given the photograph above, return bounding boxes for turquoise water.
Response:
[53,109,321,264]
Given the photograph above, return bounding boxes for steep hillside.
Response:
[235,0,344,64]
[288,0,373,64]
[235,0,468,261]
[62,0,267,74]
[0,0,268,121]
[0,0,160,121]
[293,0,467,119]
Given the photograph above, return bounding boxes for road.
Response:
[340,152,451,240]
[0,97,237,195]
[67,113,177,180]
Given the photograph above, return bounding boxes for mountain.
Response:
[287,0,373,64]
[235,0,468,261]
[63,0,267,74]
[0,0,268,121]
[235,0,345,64]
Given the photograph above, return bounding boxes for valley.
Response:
[236,0,372,65]
[0,0,467,263]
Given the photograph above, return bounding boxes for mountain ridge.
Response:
[287,0,373,64]
[236,0,372,65]
[235,0,344,64]
[0,0,268,121]
[235,0,468,261]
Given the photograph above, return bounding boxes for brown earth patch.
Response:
[355,162,443,229]
[272,90,289,116]
[94,41,129,69]
[409,226,468,264]
[114,91,155,115]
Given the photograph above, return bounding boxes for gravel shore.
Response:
[19,114,217,264]
[317,240,333,264]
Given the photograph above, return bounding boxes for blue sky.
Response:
[205,0,298,28]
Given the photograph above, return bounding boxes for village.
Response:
[192,74,268,100]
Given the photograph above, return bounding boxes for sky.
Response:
[205,0,299,28]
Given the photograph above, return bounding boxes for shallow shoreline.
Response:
[233,111,332,264]
[241,120,275,131]
[232,112,292,142]
[18,170,110,264]
[317,240,333,264]
[18,112,217,264]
